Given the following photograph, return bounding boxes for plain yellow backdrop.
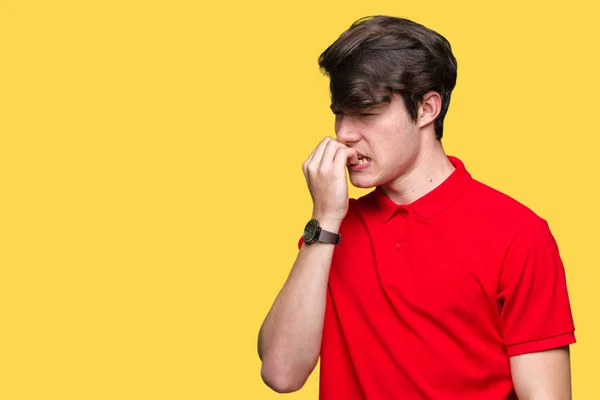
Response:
[1,0,598,399]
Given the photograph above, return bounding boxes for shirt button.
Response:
[396,243,402,249]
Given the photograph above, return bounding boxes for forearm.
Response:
[510,347,572,400]
[258,222,339,392]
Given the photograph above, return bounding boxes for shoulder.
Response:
[451,178,557,253]
[465,179,546,228]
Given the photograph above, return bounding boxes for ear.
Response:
[417,91,442,129]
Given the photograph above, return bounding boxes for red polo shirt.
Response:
[301,156,575,399]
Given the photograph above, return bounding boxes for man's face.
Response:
[333,94,422,189]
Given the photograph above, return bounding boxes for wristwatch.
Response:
[303,218,341,245]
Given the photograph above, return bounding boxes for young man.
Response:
[257,15,575,399]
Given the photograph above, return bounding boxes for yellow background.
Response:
[1,0,598,399]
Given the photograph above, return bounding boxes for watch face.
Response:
[303,219,319,243]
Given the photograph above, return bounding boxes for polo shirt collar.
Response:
[375,156,472,222]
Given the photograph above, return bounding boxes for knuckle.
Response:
[318,165,330,174]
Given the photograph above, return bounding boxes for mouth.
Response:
[356,155,371,165]
[348,153,371,172]
[348,152,371,166]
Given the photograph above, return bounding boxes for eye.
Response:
[359,113,376,117]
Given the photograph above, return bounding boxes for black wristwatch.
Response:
[303,218,341,245]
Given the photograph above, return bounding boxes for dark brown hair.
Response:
[318,16,457,140]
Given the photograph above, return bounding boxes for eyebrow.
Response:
[330,104,384,115]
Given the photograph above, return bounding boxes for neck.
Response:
[381,139,455,205]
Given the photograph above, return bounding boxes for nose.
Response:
[335,115,361,145]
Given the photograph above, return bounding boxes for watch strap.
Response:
[318,228,341,245]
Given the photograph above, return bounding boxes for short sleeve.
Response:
[498,218,575,357]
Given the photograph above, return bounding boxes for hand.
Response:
[302,137,359,224]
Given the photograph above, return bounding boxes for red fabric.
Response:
[298,156,575,400]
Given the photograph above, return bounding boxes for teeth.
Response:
[358,157,370,164]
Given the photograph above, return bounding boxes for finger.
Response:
[303,140,324,176]
[304,137,334,180]
[333,147,359,171]
[319,139,343,169]
[307,137,334,167]
[343,147,359,166]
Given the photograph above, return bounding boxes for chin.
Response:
[349,175,379,189]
